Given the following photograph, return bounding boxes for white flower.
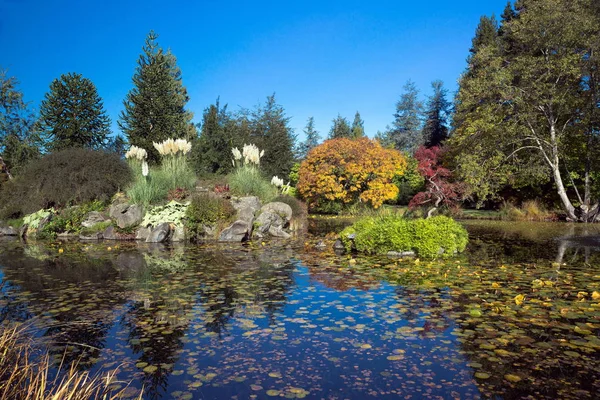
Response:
[271,176,284,187]
[125,145,147,161]
[242,143,263,165]
[232,147,242,160]
[142,161,149,177]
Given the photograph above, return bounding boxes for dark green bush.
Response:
[340,215,468,259]
[0,148,131,218]
[185,193,236,239]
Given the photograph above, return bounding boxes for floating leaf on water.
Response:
[143,365,158,373]
[474,372,490,379]
[504,374,522,383]
[514,294,525,306]
[266,390,281,396]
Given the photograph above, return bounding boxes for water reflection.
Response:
[0,220,598,399]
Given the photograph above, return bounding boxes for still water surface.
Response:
[0,220,599,399]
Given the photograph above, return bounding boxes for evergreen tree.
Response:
[386,80,424,152]
[249,94,295,177]
[350,111,365,138]
[39,72,110,152]
[119,31,194,163]
[296,116,321,160]
[106,134,128,158]
[191,99,235,175]
[0,69,41,176]
[422,80,451,148]
[469,16,499,62]
[329,114,351,139]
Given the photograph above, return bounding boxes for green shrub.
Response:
[0,148,131,217]
[340,215,468,259]
[228,166,277,203]
[23,209,54,229]
[141,201,188,228]
[185,193,236,239]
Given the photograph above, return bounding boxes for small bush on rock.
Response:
[340,215,468,259]
[0,148,131,217]
[185,193,235,239]
[41,200,106,238]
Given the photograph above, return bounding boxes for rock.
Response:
[57,231,78,239]
[135,226,151,241]
[261,202,293,224]
[103,225,117,240]
[254,211,284,236]
[37,213,53,232]
[333,239,345,251]
[81,211,109,228]
[109,203,143,229]
[79,232,103,240]
[0,226,17,236]
[237,206,256,226]
[146,223,170,243]
[171,225,186,242]
[232,196,261,214]
[268,226,291,239]
[219,220,250,242]
[315,240,327,250]
[386,250,416,257]
[19,225,28,239]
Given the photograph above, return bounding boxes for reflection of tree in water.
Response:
[194,246,296,335]
[394,287,452,335]
[0,244,127,367]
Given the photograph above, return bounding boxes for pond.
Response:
[0,220,599,399]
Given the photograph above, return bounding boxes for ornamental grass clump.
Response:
[228,144,277,203]
[126,139,196,206]
[340,215,468,259]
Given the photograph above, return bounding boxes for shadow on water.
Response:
[0,219,598,400]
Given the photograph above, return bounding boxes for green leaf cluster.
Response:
[141,201,188,228]
[340,215,468,259]
[23,209,54,229]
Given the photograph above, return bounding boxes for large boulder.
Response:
[261,202,293,224]
[146,222,170,243]
[0,226,17,236]
[79,232,103,240]
[218,220,250,242]
[135,226,151,241]
[171,225,186,242]
[254,211,285,237]
[110,203,143,229]
[268,226,291,239]
[237,206,256,226]
[232,196,261,214]
[81,211,110,228]
[103,225,117,240]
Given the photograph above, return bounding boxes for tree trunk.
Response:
[0,156,12,180]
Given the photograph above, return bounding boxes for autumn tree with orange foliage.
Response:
[297,137,407,209]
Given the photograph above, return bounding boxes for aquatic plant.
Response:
[340,215,468,258]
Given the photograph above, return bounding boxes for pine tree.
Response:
[350,111,365,138]
[39,72,110,152]
[296,116,321,160]
[422,80,451,148]
[329,114,351,139]
[386,80,424,152]
[0,69,40,176]
[119,31,194,163]
[250,94,295,177]
[191,98,235,175]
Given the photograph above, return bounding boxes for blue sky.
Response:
[0,0,508,141]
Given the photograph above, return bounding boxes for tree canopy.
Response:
[119,31,194,163]
[39,72,110,152]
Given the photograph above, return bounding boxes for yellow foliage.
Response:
[297,137,407,208]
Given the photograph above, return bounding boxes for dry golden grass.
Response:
[0,323,142,400]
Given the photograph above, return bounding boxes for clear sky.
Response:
[0,0,508,141]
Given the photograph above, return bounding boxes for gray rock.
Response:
[232,196,261,213]
[110,203,143,229]
[386,250,416,257]
[171,225,186,242]
[135,226,151,241]
[237,206,256,226]
[146,223,170,243]
[103,225,117,240]
[315,240,327,250]
[333,239,345,251]
[218,220,249,242]
[268,226,291,239]
[261,202,293,223]
[0,226,17,236]
[81,211,109,228]
[57,231,78,239]
[254,211,284,236]
[79,232,103,240]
